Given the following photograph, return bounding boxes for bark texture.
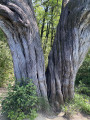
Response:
[62,0,69,11]
[46,0,90,107]
[0,0,90,110]
[0,0,47,98]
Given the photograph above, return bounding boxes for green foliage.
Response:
[74,94,90,114]
[1,80,38,120]
[33,0,62,68]
[61,93,90,118]
[76,50,90,86]
[75,50,90,96]
[61,103,76,119]
[0,29,14,87]
[76,81,90,96]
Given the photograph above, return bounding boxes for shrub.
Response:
[76,81,90,96]
[74,94,90,115]
[75,50,90,86]
[61,93,90,116]
[1,80,38,120]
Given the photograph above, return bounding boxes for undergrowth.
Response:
[76,81,90,96]
[61,93,90,119]
[1,80,38,120]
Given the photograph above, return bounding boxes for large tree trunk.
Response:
[0,0,90,111]
[46,0,90,108]
[0,0,47,98]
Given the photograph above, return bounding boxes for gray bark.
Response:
[62,0,69,11]
[46,0,90,108]
[0,0,90,111]
[0,0,47,98]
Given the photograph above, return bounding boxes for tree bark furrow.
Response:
[46,0,90,107]
[0,0,48,99]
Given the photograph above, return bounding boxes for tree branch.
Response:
[0,1,30,27]
[0,4,15,22]
[8,2,30,26]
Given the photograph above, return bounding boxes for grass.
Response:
[74,93,90,114]
[61,93,90,119]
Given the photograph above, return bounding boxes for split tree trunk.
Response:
[0,0,47,98]
[0,0,90,110]
[46,0,90,107]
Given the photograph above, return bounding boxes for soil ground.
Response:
[0,88,90,120]
[35,112,90,120]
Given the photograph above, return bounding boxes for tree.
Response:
[0,29,14,87]
[0,0,90,109]
[46,0,90,107]
[0,0,47,98]
[33,0,62,67]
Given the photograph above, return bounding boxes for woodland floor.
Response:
[0,88,90,120]
[34,112,90,120]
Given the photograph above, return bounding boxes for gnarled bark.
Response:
[0,0,47,98]
[0,0,90,110]
[46,0,90,107]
